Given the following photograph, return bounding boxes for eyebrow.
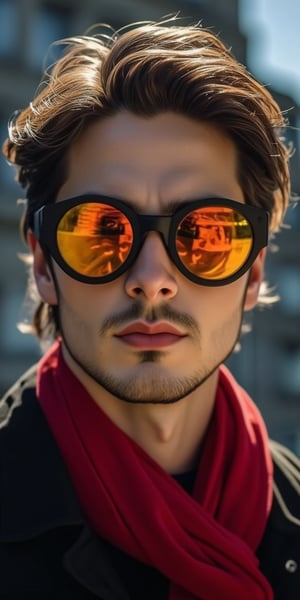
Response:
[119,197,202,215]
[72,191,229,215]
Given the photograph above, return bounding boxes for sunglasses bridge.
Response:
[134,214,173,248]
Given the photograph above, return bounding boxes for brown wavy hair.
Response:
[2,20,292,342]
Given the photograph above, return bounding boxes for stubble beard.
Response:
[61,340,220,404]
[59,312,243,405]
[54,269,246,404]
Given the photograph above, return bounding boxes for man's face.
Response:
[33,112,264,404]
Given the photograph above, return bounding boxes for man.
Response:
[1,20,299,600]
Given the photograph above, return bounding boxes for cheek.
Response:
[221,275,249,303]
[53,267,94,319]
[54,266,124,320]
[191,277,248,316]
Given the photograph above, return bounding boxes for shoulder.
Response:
[0,362,58,497]
[0,364,54,455]
[0,365,82,542]
[270,440,300,528]
[258,441,300,599]
[0,364,38,428]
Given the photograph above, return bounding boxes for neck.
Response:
[62,344,219,474]
[121,384,218,473]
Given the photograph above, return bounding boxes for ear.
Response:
[27,230,58,305]
[244,248,267,311]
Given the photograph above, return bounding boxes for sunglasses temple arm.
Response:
[31,207,43,239]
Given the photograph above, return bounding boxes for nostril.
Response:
[133,287,143,295]
[129,285,174,299]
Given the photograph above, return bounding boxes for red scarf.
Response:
[37,341,274,599]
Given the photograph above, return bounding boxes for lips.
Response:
[114,321,186,349]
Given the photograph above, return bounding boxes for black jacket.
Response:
[0,366,299,600]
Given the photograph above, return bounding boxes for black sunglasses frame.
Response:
[32,194,269,286]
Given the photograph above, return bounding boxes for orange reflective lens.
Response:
[175,206,252,280]
[57,203,134,277]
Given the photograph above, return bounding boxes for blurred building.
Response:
[0,0,299,453]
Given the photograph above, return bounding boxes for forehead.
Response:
[57,111,244,208]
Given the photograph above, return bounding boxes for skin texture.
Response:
[29,112,265,472]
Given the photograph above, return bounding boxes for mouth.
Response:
[114,321,187,349]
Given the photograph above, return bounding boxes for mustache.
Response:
[100,302,200,336]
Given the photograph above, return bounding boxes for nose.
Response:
[125,232,178,301]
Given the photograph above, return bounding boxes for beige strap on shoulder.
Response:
[270,440,300,526]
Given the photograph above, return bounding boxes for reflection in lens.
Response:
[57,203,133,277]
[176,206,252,280]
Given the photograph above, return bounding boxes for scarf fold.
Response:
[37,341,274,600]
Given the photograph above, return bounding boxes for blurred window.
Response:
[27,4,72,71]
[0,0,18,58]
[278,342,300,396]
[277,267,300,315]
[0,118,21,197]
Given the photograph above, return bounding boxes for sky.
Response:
[239,0,300,104]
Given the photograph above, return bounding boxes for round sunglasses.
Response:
[32,194,269,286]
